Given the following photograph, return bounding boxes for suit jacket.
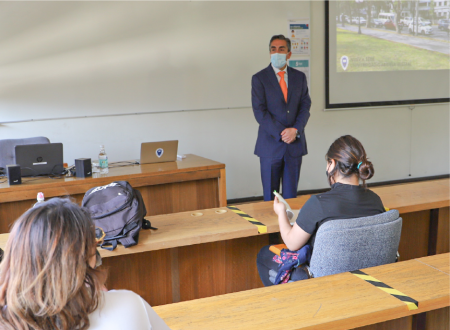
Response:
[252,64,311,159]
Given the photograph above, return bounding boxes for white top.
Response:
[271,63,289,88]
[88,290,171,330]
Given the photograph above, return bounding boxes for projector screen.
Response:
[326,0,450,109]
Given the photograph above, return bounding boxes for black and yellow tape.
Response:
[227,206,267,234]
[350,270,418,311]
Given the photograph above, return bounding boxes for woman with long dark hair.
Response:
[257,135,385,286]
[0,198,170,330]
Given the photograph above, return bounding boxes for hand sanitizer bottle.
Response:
[98,145,109,173]
[34,192,45,207]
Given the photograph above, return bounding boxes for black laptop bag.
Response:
[82,181,154,250]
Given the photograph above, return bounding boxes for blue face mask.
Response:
[271,53,287,69]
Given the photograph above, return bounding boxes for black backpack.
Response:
[82,181,154,250]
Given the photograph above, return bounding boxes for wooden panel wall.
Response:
[398,211,430,261]
[0,194,85,233]
[0,178,219,234]
[353,316,412,330]
[426,307,449,330]
[352,308,450,330]
[437,207,450,254]
[101,234,269,306]
[102,249,174,306]
[137,178,219,216]
[178,235,267,302]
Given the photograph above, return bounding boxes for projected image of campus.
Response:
[335,0,450,72]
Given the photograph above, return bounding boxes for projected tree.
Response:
[338,1,350,27]
[356,0,364,34]
[365,1,373,28]
[429,0,436,24]
[386,0,407,34]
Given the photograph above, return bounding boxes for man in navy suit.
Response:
[252,35,311,201]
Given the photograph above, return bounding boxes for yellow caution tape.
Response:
[227,206,267,234]
[351,270,418,311]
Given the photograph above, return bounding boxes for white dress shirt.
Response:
[88,290,171,330]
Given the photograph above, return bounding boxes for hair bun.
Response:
[359,161,374,181]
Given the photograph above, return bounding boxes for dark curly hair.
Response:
[325,135,374,188]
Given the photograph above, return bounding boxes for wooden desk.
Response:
[97,179,448,306]
[237,179,450,261]
[0,154,226,233]
[372,179,450,260]
[0,179,447,307]
[153,254,450,330]
[98,207,265,306]
[372,179,450,213]
[416,253,450,274]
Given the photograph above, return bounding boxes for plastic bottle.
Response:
[98,145,109,169]
[34,192,45,207]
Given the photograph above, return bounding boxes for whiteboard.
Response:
[0,1,310,122]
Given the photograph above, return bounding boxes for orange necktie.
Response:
[278,71,287,102]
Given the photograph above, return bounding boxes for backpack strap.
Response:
[142,219,157,230]
[100,219,157,250]
[100,222,139,250]
[100,239,117,251]
[118,222,140,248]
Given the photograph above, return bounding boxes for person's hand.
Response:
[281,128,297,144]
[273,196,286,216]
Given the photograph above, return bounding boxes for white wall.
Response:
[0,1,310,122]
[0,1,448,200]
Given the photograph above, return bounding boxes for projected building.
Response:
[400,0,450,19]
[420,0,449,18]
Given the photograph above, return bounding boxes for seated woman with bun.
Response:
[257,135,385,286]
[0,198,171,330]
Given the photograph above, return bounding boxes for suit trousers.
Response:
[259,154,302,201]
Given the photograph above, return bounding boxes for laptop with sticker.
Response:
[15,143,64,177]
[140,140,178,164]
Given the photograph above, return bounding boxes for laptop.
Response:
[140,140,178,164]
[15,143,64,177]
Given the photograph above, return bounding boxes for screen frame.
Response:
[325,0,450,109]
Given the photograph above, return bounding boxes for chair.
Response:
[0,137,50,169]
[268,210,402,283]
[307,210,402,278]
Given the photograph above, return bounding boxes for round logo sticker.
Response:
[341,55,349,71]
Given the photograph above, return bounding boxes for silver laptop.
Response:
[15,143,64,176]
[140,141,178,164]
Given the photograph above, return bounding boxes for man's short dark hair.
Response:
[269,35,291,52]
